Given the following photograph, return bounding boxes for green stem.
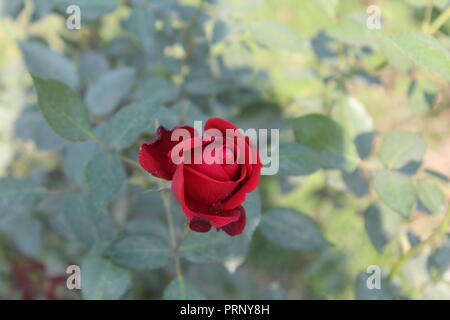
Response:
[421,3,433,33]
[120,155,141,169]
[428,6,450,34]
[387,206,450,282]
[46,185,80,194]
[87,132,141,169]
[161,189,185,299]
[162,189,177,248]
[87,132,112,151]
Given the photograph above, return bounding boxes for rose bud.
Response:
[139,118,262,236]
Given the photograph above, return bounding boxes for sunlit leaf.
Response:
[415,178,446,214]
[248,20,304,53]
[387,33,450,81]
[372,170,416,217]
[292,114,359,171]
[379,131,426,173]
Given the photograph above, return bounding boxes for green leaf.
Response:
[326,14,371,45]
[63,141,100,185]
[0,177,45,220]
[180,232,249,263]
[387,33,450,81]
[429,241,450,279]
[292,114,359,171]
[0,213,43,257]
[14,105,66,151]
[379,131,426,172]
[20,41,78,88]
[97,98,160,150]
[222,43,253,69]
[243,189,261,239]
[78,50,109,85]
[259,287,289,300]
[31,75,92,141]
[81,244,132,300]
[332,97,374,158]
[378,36,412,72]
[364,203,404,254]
[408,79,437,116]
[106,234,172,269]
[86,150,125,208]
[404,0,449,8]
[163,277,206,300]
[85,67,136,116]
[313,0,338,18]
[136,78,179,104]
[341,168,370,198]
[185,78,227,96]
[332,97,373,138]
[64,193,117,247]
[277,144,321,176]
[53,0,119,20]
[372,170,416,217]
[415,179,446,214]
[259,208,329,251]
[248,21,304,53]
[125,7,155,52]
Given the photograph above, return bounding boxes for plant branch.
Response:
[428,5,450,34]
[87,132,141,169]
[120,155,141,169]
[387,206,450,282]
[45,185,80,194]
[421,3,433,33]
[161,188,185,299]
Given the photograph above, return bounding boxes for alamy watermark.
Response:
[169,121,279,176]
[366,265,381,290]
[366,5,382,30]
[66,264,81,290]
[66,5,81,30]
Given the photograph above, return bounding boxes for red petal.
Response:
[172,164,241,228]
[221,206,246,236]
[189,218,211,233]
[183,165,243,204]
[138,126,195,180]
[205,118,238,134]
[222,162,262,210]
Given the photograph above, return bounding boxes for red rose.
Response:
[139,118,262,236]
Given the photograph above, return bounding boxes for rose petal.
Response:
[222,162,262,210]
[220,206,246,236]
[189,218,211,233]
[172,164,241,228]
[183,165,245,204]
[138,125,195,180]
[205,118,238,134]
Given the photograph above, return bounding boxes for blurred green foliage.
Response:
[0,0,450,300]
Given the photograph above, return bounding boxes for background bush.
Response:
[1,0,450,299]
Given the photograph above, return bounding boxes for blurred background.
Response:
[0,0,450,300]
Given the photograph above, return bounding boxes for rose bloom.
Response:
[139,118,262,236]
